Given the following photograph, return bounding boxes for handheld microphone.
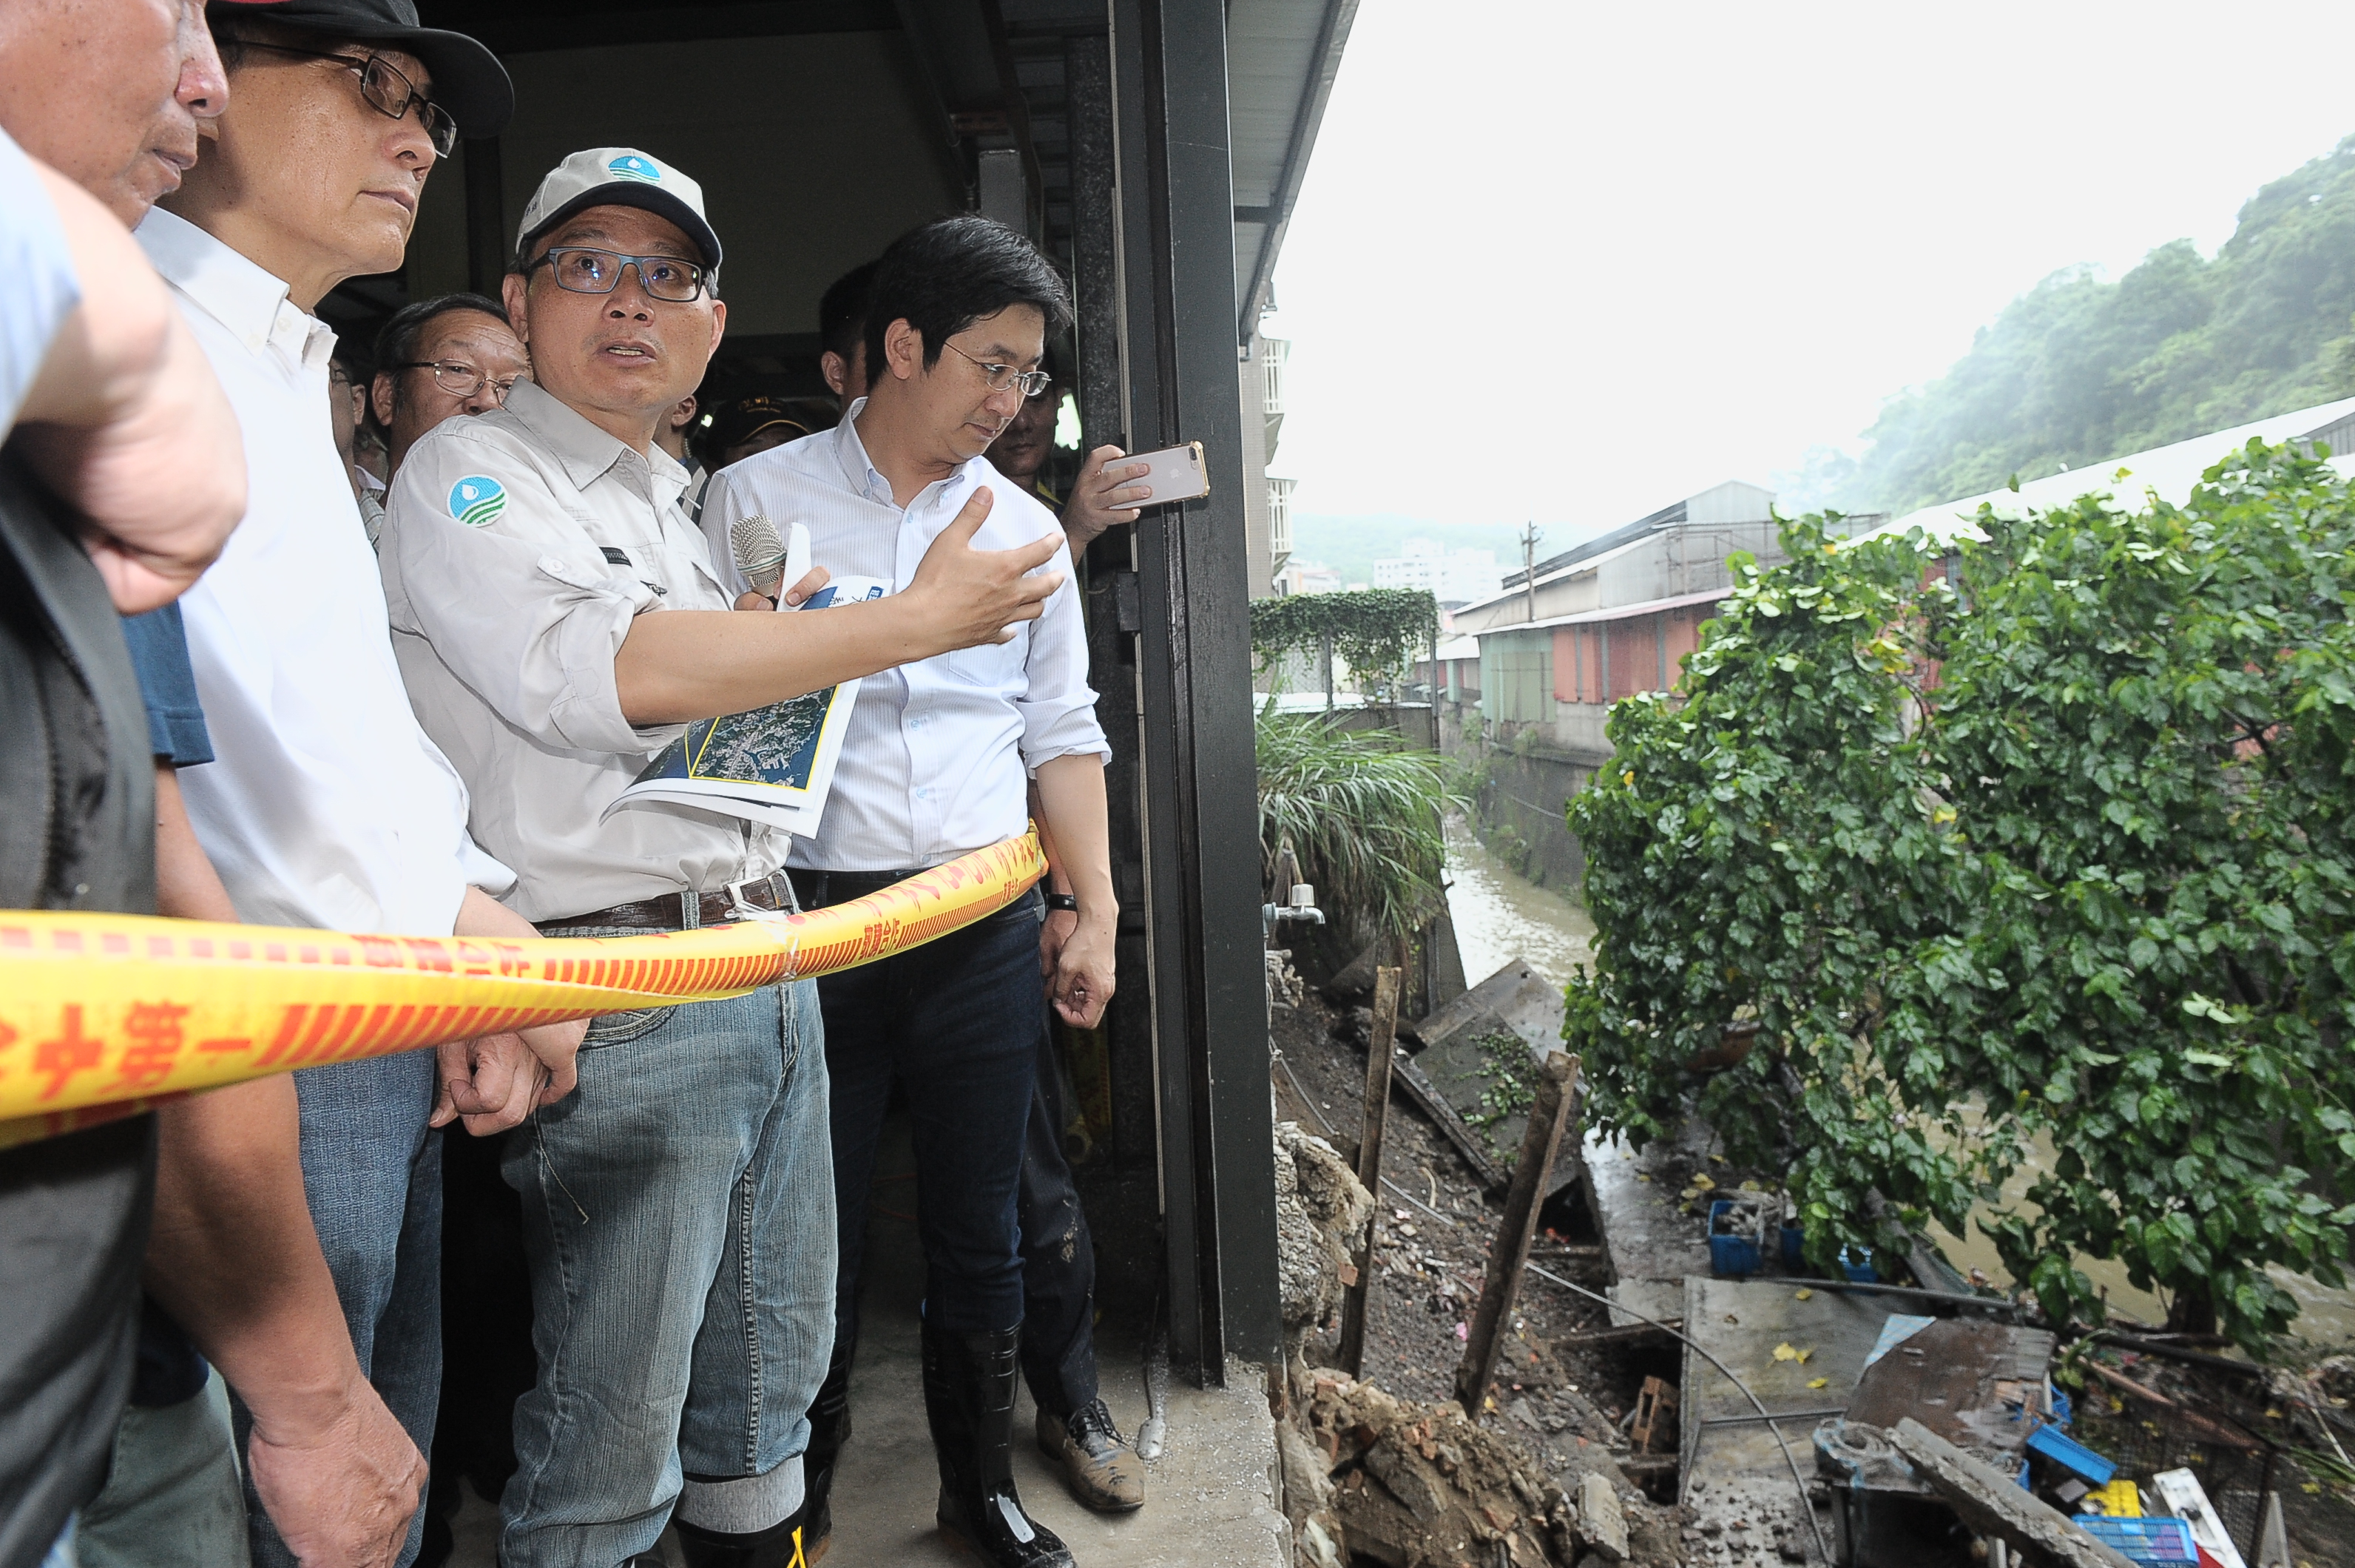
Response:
[729,513,788,597]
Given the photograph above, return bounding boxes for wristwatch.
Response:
[1044,892,1081,913]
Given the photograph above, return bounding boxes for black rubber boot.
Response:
[672,1506,811,1568]
[800,1336,856,1563]
[922,1319,1073,1567]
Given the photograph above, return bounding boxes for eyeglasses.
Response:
[397,360,525,402]
[524,248,711,304]
[242,42,459,158]
[942,340,1052,398]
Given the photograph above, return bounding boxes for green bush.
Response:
[1566,445,2355,1347]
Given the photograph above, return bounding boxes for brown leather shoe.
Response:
[1035,1399,1145,1513]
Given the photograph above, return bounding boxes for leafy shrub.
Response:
[1566,444,2355,1347]
[1256,712,1464,942]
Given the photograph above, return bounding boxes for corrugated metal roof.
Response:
[1870,393,2355,546]
[1462,586,1731,637]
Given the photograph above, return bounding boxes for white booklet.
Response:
[604,546,888,836]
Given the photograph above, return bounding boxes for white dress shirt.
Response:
[135,208,509,933]
[700,402,1109,873]
[380,380,786,923]
[0,125,78,434]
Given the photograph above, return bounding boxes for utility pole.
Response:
[1521,521,1542,624]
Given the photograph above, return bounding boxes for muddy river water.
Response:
[1442,815,2355,1351]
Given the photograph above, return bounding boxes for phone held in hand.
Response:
[1117,441,1210,505]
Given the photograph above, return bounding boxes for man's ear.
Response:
[884,318,922,382]
[820,351,847,399]
[706,298,726,357]
[371,371,397,427]
[501,271,531,342]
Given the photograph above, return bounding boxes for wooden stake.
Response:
[1453,1052,1581,1413]
[1337,964,1402,1377]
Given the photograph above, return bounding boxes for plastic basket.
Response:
[2075,1516,2197,1567]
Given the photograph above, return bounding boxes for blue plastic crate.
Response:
[1780,1219,1805,1270]
[1709,1200,1762,1277]
[2075,1516,2197,1567]
[1837,1243,1877,1283]
[2026,1422,2117,1486]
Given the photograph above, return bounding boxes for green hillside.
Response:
[1840,135,2355,515]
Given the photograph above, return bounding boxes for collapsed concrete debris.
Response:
[1271,1121,1677,1567]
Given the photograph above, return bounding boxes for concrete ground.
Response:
[447,1110,1288,1568]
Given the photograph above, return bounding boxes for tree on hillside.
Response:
[1565,447,2355,1346]
[1843,135,2355,515]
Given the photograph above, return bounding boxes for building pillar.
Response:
[1112,0,1281,1379]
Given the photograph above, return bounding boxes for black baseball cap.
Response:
[209,0,513,139]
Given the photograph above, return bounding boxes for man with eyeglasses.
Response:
[378,150,1070,1568]
[368,290,527,479]
[700,214,1113,1568]
[138,4,585,1566]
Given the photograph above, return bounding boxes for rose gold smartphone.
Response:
[1117,442,1209,504]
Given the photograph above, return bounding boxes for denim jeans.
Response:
[814,886,1044,1340]
[76,1371,249,1568]
[240,1050,442,1568]
[496,976,834,1568]
[1018,1024,1099,1419]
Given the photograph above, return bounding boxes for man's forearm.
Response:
[148,1078,368,1441]
[1033,754,1113,917]
[613,598,950,726]
[148,766,367,1438]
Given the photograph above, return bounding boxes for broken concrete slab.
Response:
[1407,963,1574,1189]
[1584,1121,1714,1327]
[1577,1471,1627,1562]
[1677,1277,1896,1568]
[1885,1416,2138,1568]
[1410,957,1563,1056]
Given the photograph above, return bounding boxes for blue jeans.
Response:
[814,886,1044,1340]
[1018,1024,1099,1419]
[240,1050,442,1568]
[497,978,835,1568]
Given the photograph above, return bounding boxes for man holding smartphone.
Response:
[701,214,1114,1568]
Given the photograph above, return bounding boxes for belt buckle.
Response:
[725,873,789,923]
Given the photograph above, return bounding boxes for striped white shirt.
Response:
[700,402,1109,872]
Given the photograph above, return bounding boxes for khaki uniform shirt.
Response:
[379,380,787,923]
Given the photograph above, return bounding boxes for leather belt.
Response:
[785,868,920,911]
[538,871,794,933]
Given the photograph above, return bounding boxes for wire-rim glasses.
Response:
[942,340,1052,398]
[396,360,525,402]
[523,248,711,304]
[241,42,458,158]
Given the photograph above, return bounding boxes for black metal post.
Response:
[1065,30,1157,1172]
[1114,0,1281,1379]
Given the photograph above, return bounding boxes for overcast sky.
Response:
[1266,1,2355,537]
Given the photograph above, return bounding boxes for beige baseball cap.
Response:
[514,148,721,286]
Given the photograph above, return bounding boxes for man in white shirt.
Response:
[700,214,1115,1568]
[380,149,1066,1568]
[141,4,584,1564]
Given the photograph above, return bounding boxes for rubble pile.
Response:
[1281,1373,1680,1568]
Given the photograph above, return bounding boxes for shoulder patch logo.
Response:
[607,155,660,183]
[449,476,507,527]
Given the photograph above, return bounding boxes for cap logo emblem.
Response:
[450,476,507,527]
[607,155,661,183]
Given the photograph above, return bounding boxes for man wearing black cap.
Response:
[379,146,1066,1568]
[139,7,581,1568]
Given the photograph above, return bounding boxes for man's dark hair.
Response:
[371,293,513,402]
[820,260,878,367]
[862,217,1071,388]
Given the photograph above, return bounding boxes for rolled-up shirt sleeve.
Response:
[1016,540,1111,771]
[0,126,81,435]
[383,432,682,757]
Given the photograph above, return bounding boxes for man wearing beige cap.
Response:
[379,147,1067,1568]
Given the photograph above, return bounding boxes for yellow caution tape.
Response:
[0,831,1044,1149]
